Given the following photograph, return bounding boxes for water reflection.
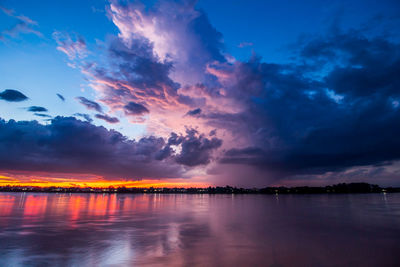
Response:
[0,193,400,266]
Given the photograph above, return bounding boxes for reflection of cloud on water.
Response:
[0,193,218,266]
[0,193,400,266]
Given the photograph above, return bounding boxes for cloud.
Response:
[79,0,231,138]
[186,108,201,116]
[57,93,65,101]
[33,113,52,118]
[53,31,87,60]
[124,101,149,116]
[108,0,226,85]
[155,128,222,166]
[238,42,253,48]
[95,113,119,124]
[213,29,400,178]
[175,128,222,166]
[0,89,28,102]
[86,36,181,113]
[76,96,103,113]
[73,113,93,122]
[0,116,221,179]
[27,106,48,112]
[0,6,42,41]
[51,0,400,184]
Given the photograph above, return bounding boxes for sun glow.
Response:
[0,175,209,188]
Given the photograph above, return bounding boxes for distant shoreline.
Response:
[1,183,399,194]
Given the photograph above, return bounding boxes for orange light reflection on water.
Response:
[0,192,177,229]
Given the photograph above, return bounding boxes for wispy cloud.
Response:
[33,113,52,118]
[0,6,42,41]
[53,31,87,60]
[76,96,103,113]
[27,106,48,112]
[238,42,253,48]
[56,93,65,101]
[95,113,119,124]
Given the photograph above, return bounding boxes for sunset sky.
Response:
[1,0,400,187]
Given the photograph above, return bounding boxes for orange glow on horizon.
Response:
[0,175,209,188]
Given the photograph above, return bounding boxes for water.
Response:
[0,193,399,266]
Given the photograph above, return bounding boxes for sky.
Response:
[1,0,400,187]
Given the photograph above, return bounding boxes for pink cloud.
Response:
[53,31,87,60]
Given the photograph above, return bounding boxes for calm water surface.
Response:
[0,193,400,266]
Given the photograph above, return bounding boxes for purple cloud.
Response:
[53,31,87,60]
[46,0,400,185]
[175,129,222,166]
[76,96,103,113]
[186,108,202,116]
[0,116,222,179]
[124,102,149,116]
[95,113,119,124]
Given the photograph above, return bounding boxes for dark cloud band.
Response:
[27,106,48,112]
[0,117,222,179]
[0,89,28,102]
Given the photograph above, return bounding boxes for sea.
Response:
[0,192,400,266]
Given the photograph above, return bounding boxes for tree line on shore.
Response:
[0,182,399,194]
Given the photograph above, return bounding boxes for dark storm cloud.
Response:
[86,36,180,110]
[215,29,400,176]
[95,113,120,124]
[51,0,400,182]
[0,116,177,178]
[99,1,400,179]
[0,116,222,178]
[0,89,28,102]
[76,96,103,113]
[27,106,48,112]
[175,129,222,166]
[56,93,65,101]
[156,129,222,166]
[124,102,149,116]
[297,30,400,98]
